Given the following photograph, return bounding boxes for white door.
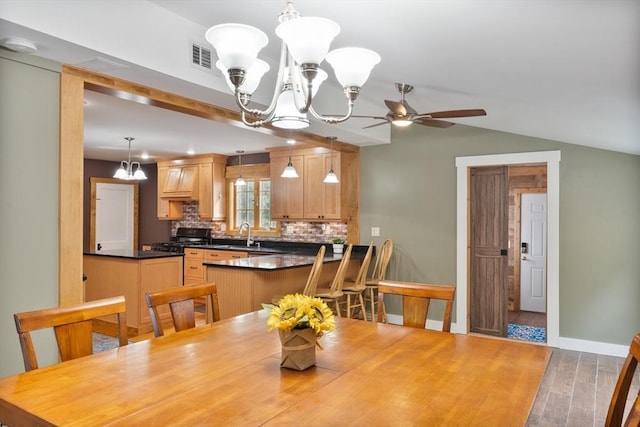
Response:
[520,193,547,312]
[96,183,134,251]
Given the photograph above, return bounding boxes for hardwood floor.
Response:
[527,347,639,426]
[509,309,547,328]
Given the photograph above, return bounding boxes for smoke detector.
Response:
[1,37,38,54]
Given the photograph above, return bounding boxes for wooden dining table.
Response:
[0,310,551,426]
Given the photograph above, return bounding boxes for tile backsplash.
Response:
[172,201,347,243]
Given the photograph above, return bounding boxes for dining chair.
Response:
[377,280,456,332]
[14,295,128,371]
[341,242,374,320]
[315,244,353,317]
[145,283,220,337]
[364,239,394,321]
[271,246,326,304]
[605,333,640,427]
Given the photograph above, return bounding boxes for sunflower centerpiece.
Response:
[265,294,336,370]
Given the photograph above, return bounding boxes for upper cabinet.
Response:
[160,165,198,199]
[270,154,304,219]
[268,147,359,222]
[157,155,227,221]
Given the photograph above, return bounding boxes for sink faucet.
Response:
[239,222,254,247]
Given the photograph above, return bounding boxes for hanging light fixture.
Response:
[324,136,339,184]
[113,137,147,180]
[206,1,381,129]
[235,150,247,186]
[280,138,299,178]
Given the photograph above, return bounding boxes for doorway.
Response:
[89,177,139,252]
[455,151,561,347]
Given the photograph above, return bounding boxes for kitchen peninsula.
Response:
[204,249,361,319]
[83,250,184,336]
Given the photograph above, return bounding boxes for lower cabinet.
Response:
[83,254,184,336]
[184,249,249,286]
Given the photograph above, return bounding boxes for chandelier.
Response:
[206,1,380,130]
[113,137,147,180]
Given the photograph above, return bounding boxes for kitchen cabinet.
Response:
[161,165,198,199]
[303,152,341,220]
[157,167,184,220]
[270,154,304,219]
[268,147,357,222]
[83,253,184,336]
[157,155,227,221]
[184,248,205,285]
[184,248,248,286]
[198,156,227,221]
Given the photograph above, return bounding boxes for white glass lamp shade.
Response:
[323,169,339,184]
[235,176,247,186]
[280,161,299,178]
[302,68,328,97]
[206,23,268,70]
[275,17,339,65]
[113,163,128,179]
[217,59,270,94]
[272,89,310,129]
[326,47,381,87]
[392,119,413,127]
[133,165,147,180]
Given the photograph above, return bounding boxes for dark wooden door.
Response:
[470,166,508,337]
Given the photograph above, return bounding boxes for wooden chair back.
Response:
[606,333,640,427]
[377,280,455,332]
[145,283,220,337]
[302,245,326,296]
[14,296,128,371]
[368,239,394,283]
[350,242,374,291]
[329,244,353,294]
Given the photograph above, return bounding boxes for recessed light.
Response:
[1,37,38,54]
[140,153,150,160]
[187,149,196,155]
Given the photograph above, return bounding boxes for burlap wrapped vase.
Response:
[279,328,316,370]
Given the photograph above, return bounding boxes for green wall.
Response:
[0,51,61,376]
[360,124,640,346]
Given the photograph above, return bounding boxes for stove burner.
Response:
[149,228,212,253]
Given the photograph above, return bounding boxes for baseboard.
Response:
[386,315,629,358]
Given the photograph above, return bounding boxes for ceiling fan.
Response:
[353,83,487,129]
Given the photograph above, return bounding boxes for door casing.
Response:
[456,151,561,347]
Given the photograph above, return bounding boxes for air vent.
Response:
[191,41,213,72]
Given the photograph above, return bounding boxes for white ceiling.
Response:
[1,0,639,161]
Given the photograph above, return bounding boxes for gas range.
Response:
[149,228,212,253]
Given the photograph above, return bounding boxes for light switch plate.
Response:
[371,227,380,237]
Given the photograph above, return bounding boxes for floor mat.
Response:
[507,323,546,343]
[92,332,131,353]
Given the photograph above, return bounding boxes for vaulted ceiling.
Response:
[1,0,638,161]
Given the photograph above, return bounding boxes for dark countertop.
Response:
[83,250,184,260]
[203,252,363,271]
[189,239,372,257]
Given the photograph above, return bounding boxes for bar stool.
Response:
[364,239,393,321]
[341,242,374,320]
[315,244,353,317]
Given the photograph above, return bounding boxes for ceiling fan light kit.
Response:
[356,82,487,129]
[205,0,380,129]
[113,137,147,180]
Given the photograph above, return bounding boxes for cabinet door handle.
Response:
[190,266,198,269]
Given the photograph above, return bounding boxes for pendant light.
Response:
[280,138,299,178]
[235,150,247,186]
[323,136,339,184]
[113,137,147,180]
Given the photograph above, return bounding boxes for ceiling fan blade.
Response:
[362,121,390,129]
[350,115,389,121]
[384,100,407,116]
[418,109,487,119]
[413,118,456,128]
[401,101,418,115]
